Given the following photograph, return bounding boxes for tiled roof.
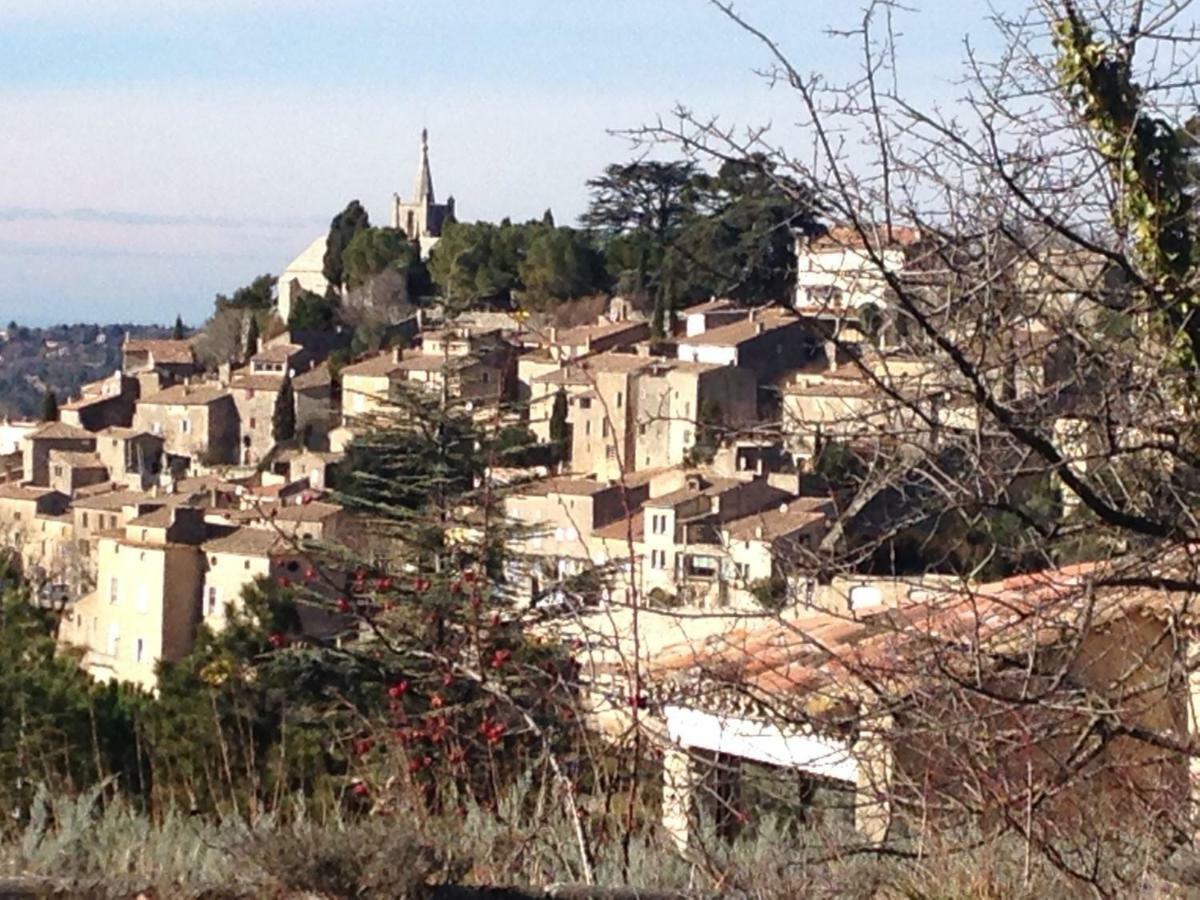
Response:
[229,372,285,392]
[71,490,149,511]
[126,506,174,528]
[677,309,801,347]
[139,384,229,406]
[341,352,403,379]
[123,339,196,365]
[47,450,106,469]
[203,527,293,556]
[270,500,343,522]
[0,484,62,501]
[293,363,332,391]
[251,343,302,364]
[723,498,832,542]
[28,421,94,441]
[806,224,922,250]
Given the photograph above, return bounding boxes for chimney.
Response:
[549,326,558,345]
[755,322,765,335]
[754,525,764,539]
[393,346,403,364]
[748,308,758,323]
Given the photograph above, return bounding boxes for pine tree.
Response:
[172,314,185,340]
[272,373,296,444]
[300,382,577,810]
[41,391,59,423]
[243,313,260,364]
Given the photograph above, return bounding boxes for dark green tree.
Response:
[341,227,421,290]
[669,155,818,304]
[517,227,606,309]
[40,390,58,423]
[243,312,260,363]
[288,290,340,332]
[427,221,529,310]
[323,201,372,290]
[172,315,186,340]
[548,388,570,467]
[215,274,275,312]
[273,373,296,444]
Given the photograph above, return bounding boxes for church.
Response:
[276,131,455,324]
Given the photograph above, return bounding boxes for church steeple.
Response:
[413,129,435,206]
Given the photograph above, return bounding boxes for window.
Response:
[53,465,63,478]
[135,638,144,663]
[616,391,623,408]
[247,389,255,399]
[651,549,666,570]
[249,417,257,430]
[109,577,118,604]
[579,397,591,410]
[206,586,219,616]
[602,419,610,438]
[585,421,591,436]
[12,512,19,522]
[151,422,162,435]
[639,424,647,435]
[605,446,615,460]
[180,419,190,434]
[81,513,88,528]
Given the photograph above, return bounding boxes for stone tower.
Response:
[390,130,455,256]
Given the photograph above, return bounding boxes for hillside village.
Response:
[8,5,1200,887]
[0,156,1179,857]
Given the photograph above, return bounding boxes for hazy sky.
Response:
[0,0,1017,326]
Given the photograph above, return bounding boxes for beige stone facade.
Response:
[134,384,239,465]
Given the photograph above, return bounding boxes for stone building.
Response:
[133,384,239,466]
[58,505,208,691]
[59,372,139,432]
[47,450,109,496]
[676,308,823,384]
[22,422,96,486]
[536,354,757,481]
[94,427,165,490]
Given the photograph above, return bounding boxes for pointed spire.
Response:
[413,128,435,206]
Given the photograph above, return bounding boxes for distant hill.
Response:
[0,322,176,420]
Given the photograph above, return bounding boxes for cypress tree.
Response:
[272,373,296,444]
[41,391,59,423]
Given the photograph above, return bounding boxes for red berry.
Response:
[490,612,501,627]
[337,597,351,613]
[388,680,409,698]
[267,633,285,649]
[354,738,374,756]
[351,781,369,797]
[450,582,462,594]
[376,577,392,591]
[276,576,290,588]
[491,649,512,669]
[463,571,476,583]
[304,568,316,580]
[430,693,444,709]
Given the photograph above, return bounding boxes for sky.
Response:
[0,0,1023,326]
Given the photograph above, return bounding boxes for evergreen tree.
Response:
[172,314,186,340]
[272,373,296,444]
[549,388,570,467]
[312,383,577,809]
[243,313,260,364]
[323,200,371,290]
[40,391,58,423]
